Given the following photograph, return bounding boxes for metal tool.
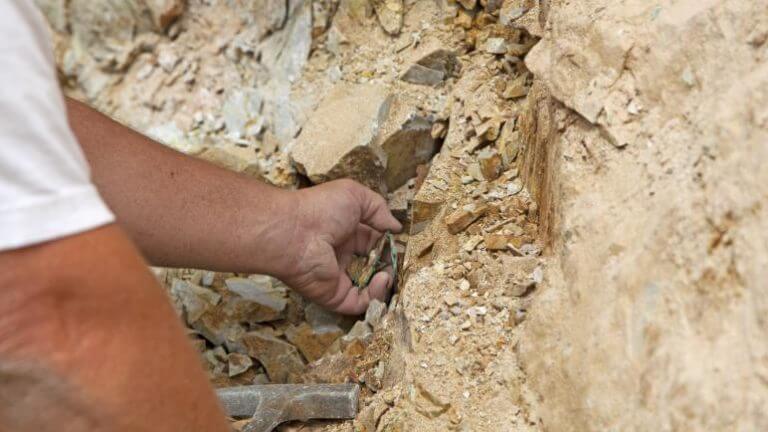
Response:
[216,384,360,432]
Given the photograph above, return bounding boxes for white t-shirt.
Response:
[0,2,114,251]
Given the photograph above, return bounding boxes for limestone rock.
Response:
[388,183,413,225]
[365,299,388,329]
[170,279,221,324]
[342,320,373,345]
[227,353,253,377]
[400,39,459,86]
[373,0,404,36]
[291,84,438,192]
[233,330,306,383]
[224,277,287,314]
[445,203,489,234]
[285,322,344,362]
[477,148,503,181]
[484,234,513,251]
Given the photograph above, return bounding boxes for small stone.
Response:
[475,117,503,142]
[463,235,484,251]
[365,299,388,329]
[455,8,475,29]
[458,0,477,10]
[449,334,460,345]
[459,279,471,291]
[445,203,489,234]
[478,149,503,181]
[467,163,485,182]
[484,234,512,251]
[499,4,529,26]
[482,37,508,55]
[431,122,448,139]
[170,279,221,324]
[400,39,459,86]
[497,121,520,167]
[342,321,373,345]
[373,0,404,36]
[460,320,472,330]
[503,74,529,99]
[227,353,253,377]
[388,183,413,224]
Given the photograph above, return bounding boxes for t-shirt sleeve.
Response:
[0,2,114,251]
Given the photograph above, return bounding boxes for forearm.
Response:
[0,225,229,431]
[66,97,294,274]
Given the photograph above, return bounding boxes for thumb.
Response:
[351,183,402,233]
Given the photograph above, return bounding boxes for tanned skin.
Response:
[0,99,400,431]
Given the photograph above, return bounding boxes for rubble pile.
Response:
[41,0,548,430]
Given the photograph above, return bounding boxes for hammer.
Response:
[216,384,360,432]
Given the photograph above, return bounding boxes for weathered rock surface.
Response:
[285,322,344,362]
[233,329,305,383]
[291,83,438,192]
[400,39,459,86]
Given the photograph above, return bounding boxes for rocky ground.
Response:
[38,0,768,430]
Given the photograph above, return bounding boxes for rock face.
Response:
[290,83,438,192]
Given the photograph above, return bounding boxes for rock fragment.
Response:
[223,277,288,322]
[170,279,221,324]
[503,74,529,99]
[400,40,459,86]
[285,322,344,362]
[484,234,513,251]
[291,83,437,192]
[445,203,489,234]
[233,330,305,383]
[482,37,508,55]
[373,0,404,36]
[227,353,253,377]
[411,382,451,419]
[365,299,388,329]
[477,149,503,181]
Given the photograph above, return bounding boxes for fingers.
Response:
[349,182,402,233]
[327,270,392,315]
[340,224,383,256]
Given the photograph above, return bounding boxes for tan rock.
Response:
[483,234,512,250]
[497,121,520,167]
[388,182,413,225]
[227,353,253,377]
[234,330,305,383]
[400,39,459,87]
[291,83,437,192]
[285,322,344,362]
[170,279,221,324]
[373,0,404,36]
[478,149,504,181]
[221,277,288,324]
[144,0,184,30]
[503,73,529,99]
[445,203,489,234]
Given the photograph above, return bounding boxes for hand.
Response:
[274,180,402,315]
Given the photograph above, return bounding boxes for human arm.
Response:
[66,98,402,314]
[0,225,230,432]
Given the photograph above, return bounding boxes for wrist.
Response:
[239,185,306,278]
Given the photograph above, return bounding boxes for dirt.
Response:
[37,0,768,431]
